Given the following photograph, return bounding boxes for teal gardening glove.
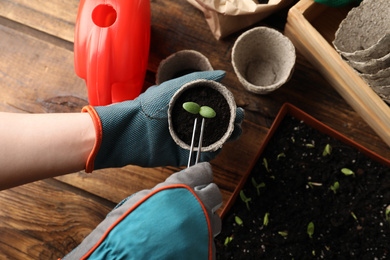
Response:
[313,0,361,7]
[83,70,244,172]
[62,162,222,259]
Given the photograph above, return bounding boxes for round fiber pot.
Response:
[156,50,213,85]
[232,26,296,94]
[168,79,236,152]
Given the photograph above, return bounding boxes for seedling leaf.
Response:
[235,216,243,226]
[263,158,270,172]
[351,211,358,221]
[224,236,233,246]
[322,144,332,156]
[307,222,314,238]
[278,231,288,237]
[199,106,216,118]
[182,102,200,114]
[305,143,315,148]
[251,177,265,196]
[263,213,270,226]
[277,152,286,160]
[239,190,251,211]
[330,181,340,194]
[341,168,355,177]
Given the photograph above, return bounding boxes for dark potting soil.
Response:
[216,115,390,260]
[171,84,230,147]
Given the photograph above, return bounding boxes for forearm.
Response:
[0,112,95,190]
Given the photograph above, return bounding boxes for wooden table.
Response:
[0,0,388,258]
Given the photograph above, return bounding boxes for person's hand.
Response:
[83,70,244,172]
[62,162,222,260]
[313,0,361,7]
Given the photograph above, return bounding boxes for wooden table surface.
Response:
[0,0,389,258]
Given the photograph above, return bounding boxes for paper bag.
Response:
[187,0,293,40]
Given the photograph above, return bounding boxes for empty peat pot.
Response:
[156,50,213,85]
[168,79,236,152]
[232,26,296,94]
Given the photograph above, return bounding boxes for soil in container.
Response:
[171,84,230,147]
[216,115,390,259]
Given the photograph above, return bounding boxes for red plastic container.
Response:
[74,0,151,106]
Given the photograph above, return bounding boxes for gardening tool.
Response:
[74,0,151,106]
[187,117,205,167]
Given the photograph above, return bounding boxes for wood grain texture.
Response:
[0,0,389,258]
[0,180,113,259]
[0,0,78,42]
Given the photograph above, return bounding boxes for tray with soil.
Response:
[216,103,390,259]
[168,79,236,152]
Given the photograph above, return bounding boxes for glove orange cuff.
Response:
[82,105,103,173]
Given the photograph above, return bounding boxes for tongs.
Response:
[187,117,205,167]
[183,102,216,167]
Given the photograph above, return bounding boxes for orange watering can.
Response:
[74,0,151,106]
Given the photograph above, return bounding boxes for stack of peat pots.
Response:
[333,0,390,104]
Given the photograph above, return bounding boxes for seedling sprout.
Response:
[251,177,265,196]
[308,182,322,189]
[278,231,288,237]
[322,144,332,156]
[224,236,233,246]
[307,221,314,238]
[263,158,270,172]
[385,205,390,223]
[305,143,315,148]
[277,152,286,160]
[235,216,243,226]
[239,190,251,211]
[330,181,340,194]
[182,101,216,167]
[341,168,355,177]
[263,213,270,226]
[350,211,358,221]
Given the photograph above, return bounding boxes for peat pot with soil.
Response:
[168,79,236,155]
[216,103,390,260]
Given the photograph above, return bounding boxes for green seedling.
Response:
[235,216,243,226]
[385,205,390,223]
[183,102,216,167]
[240,190,251,211]
[305,143,315,148]
[199,106,216,118]
[182,102,200,114]
[182,102,216,118]
[263,213,270,226]
[308,182,322,189]
[322,144,332,156]
[251,177,265,196]
[341,168,355,177]
[277,152,286,160]
[263,158,270,173]
[307,222,314,239]
[351,211,358,221]
[330,181,340,194]
[278,231,288,237]
[224,236,233,246]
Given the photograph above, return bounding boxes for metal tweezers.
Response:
[187,117,205,167]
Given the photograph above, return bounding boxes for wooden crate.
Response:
[284,0,390,148]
